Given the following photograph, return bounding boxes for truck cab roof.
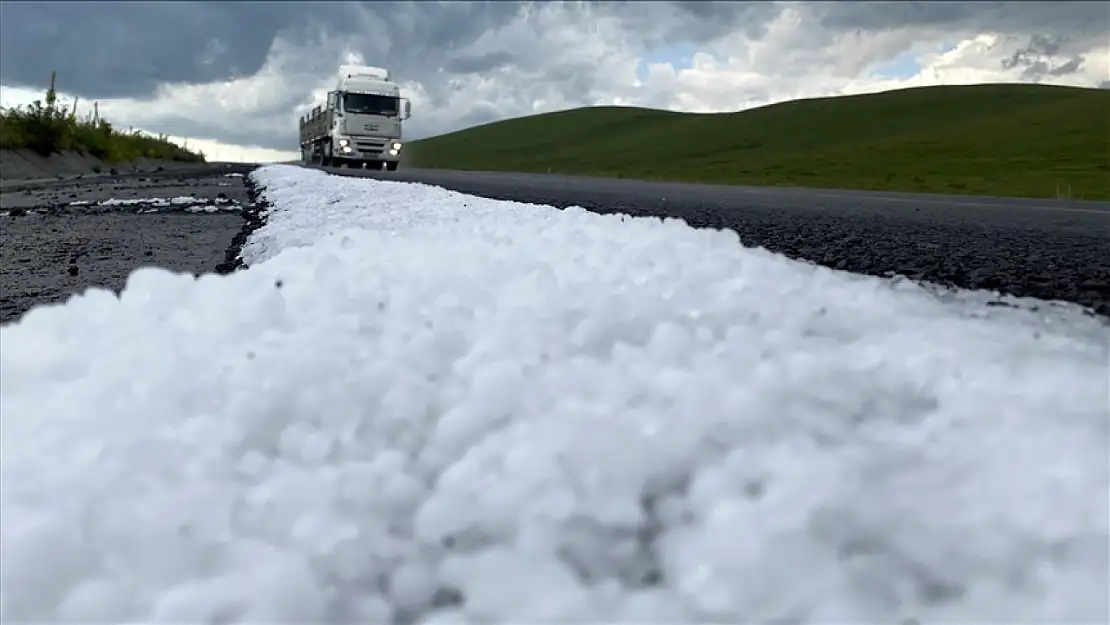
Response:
[336,64,398,96]
[337,78,400,97]
[339,64,389,80]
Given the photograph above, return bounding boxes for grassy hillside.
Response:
[0,72,205,164]
[408,84,1110,200]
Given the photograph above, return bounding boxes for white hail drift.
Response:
[1,164,1107,623]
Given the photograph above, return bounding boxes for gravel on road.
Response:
[0,164,255,325]
[315,166,1110,317]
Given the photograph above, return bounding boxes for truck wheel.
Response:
[320,141,333,167]
[385,161,399,172]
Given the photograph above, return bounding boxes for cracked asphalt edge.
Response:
[216,166,268,275]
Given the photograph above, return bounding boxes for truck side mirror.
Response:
[404,99,412,120]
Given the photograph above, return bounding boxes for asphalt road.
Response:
[309,165,1110,317]
[0,164,255,325]
[3,162,1107,324]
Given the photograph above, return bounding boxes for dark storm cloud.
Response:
[0,1,523,98]
[596,1,781,44]
[6,1,1099,100]
[1003,34,1088,81]
[0,2,342,97]
[1003,34,1063,70]
[0,1,785,100]
[1047,56,1084,76]
[1016,55,1085,81]
[811,1,1109,39]
[444,51,516,75]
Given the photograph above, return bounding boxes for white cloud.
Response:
[2,2,1105,163]
[603,7,1107,114]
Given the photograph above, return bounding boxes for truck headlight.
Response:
[338,138,349,147]
[391,141,402,150]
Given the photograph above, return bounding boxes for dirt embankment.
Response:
[0,149,201,186]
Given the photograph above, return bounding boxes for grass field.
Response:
[408,84,1110,201]
[0,72,205,164]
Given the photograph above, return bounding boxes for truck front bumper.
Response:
[336,137,402,161]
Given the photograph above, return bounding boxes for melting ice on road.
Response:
[1,164,1107,623]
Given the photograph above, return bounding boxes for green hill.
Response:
[408,84,1110,200]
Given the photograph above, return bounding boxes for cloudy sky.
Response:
[1,1,1106,162]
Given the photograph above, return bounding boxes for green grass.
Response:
[0,72,205,164]
[409,83,1110,201]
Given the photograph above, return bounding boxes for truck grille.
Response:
[354,140,386,156]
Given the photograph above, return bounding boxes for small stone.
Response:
[430,586,464,609]
[743,480,765,499]
[640,568,663,587]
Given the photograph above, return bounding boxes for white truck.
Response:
[299,64,412,171]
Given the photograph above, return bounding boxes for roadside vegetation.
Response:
[409,83,1109,201]
[0,72,205,164]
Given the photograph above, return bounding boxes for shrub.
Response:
[0,71,206,163]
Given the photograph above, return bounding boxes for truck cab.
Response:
[299,65,412,171]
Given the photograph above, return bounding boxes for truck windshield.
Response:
[343,93,399,117]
